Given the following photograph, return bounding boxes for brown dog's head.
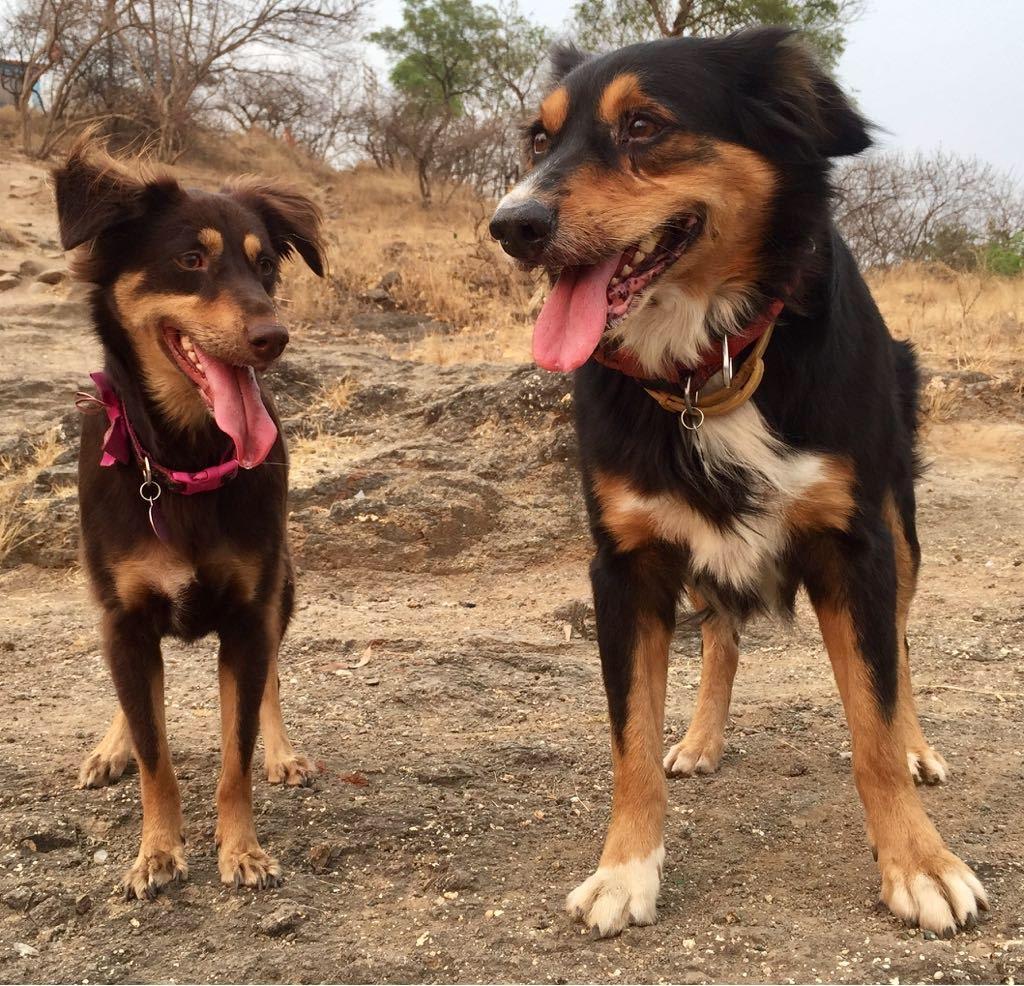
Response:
[490,28,871,376]
[53,139,325,466]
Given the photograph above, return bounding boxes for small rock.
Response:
[378,269,402,291]
[19,258,43,276]
[75,894,92,915]
[13,942,39,958]
[0,273,19,292]
[36,267,67,285]
[93,849,109,865]
[259,906,305,937]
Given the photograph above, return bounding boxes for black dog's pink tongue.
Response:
[533,256,621,372]
[193,343,278,469]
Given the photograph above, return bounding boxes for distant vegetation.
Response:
[1,0,1021,274]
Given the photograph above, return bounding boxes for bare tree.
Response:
[835,150,1024,269]
[1,0,128,157]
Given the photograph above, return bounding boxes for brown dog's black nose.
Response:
[247,321,289,362]
[489,200,556,262]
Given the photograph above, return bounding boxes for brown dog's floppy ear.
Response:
[52,136,181,251]
[228,178,326,277]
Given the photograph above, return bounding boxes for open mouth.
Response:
[532,212,704,373]
[160,323,279,470]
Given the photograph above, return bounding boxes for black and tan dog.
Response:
[55,140,324,898]
[490,29,987,937]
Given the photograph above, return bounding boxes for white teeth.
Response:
[632,251,645,265]
[609,276,621,287]
[640,235,658,253]
[620,265,633,277]
[180,333,194,352]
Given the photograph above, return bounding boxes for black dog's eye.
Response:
[258,256,274,277]
[625,115,661,143]
[178,251,206,271]
[532,131,549,156]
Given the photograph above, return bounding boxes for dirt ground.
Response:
[1,156,1023,986]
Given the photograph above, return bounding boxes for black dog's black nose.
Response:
[489,200,556,262]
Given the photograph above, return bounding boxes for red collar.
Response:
[79,371,240,495]
[591,296,785,392]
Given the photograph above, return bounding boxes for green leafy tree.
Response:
[369,0,502,113]
[569,0,862,68]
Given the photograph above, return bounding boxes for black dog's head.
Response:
[53,138,325,465]
[489,28,871,375]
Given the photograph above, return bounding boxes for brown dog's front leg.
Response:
[216,615,280,889]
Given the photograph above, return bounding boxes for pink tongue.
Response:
[194,343,278,469]
[532,255,622,372]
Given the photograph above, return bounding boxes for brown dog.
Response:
[55,140,325,898]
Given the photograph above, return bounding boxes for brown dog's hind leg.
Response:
[105,611,187,900]
[810,519,985,936]
[261,649,317,787]
[566,544,682,938]
[79,708,134,788]
[664,590,739,777]
[216,616,281,889]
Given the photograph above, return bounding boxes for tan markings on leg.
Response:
[79,708,134,788]
[884,496,948,785]
[815,603,986,934]
[539,86,570,134]
[112,544,194,610]
[786,456,856,534]
[122,667,187,900]
[216,664,281,888]
[664,590,739,777]
[261,648,318,787]
[567,616,669,937]
[243,233,262,264]
[197,227,223,257]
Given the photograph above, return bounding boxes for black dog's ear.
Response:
[723,27,872,160]
[228,178,326,277]
[52,137,181,251]
[548,41,591,85]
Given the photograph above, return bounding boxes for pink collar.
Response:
[79,371,240,495]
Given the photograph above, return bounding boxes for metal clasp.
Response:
[138,457,164,539]
[679,377,704,432]
[721,336,733,388]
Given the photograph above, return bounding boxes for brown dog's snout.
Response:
[247,320,289,362]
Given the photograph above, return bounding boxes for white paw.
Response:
[881,849,987,936]
[907,747,949,785]
[664,736,723,776]
[565,846,664,938]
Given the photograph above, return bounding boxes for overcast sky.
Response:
[369,0,1023,176]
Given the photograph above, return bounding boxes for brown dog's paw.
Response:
[219,845,283,890]
[907,746,949,786]
[122,845,188,901]
[565,846,664,938]
[663,734,723,777]
[78,738,132,789]
[266,753,318,787]
[880,846,987,936]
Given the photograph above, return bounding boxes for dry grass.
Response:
[0,429,65,566]
[868,263,1023,373]
[279,165,536,364]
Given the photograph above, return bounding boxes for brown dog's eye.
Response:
[532,131,548,156]
[626,115,661,142]
[178,251,206,271]
[258,257,274,277]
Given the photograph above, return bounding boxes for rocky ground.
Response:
[1,157,1023,985]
